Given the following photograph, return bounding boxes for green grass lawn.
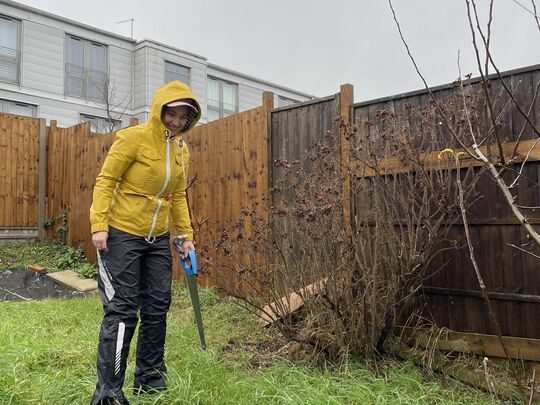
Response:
[0,283,494,405]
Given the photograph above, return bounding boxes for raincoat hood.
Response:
[149,81,201,135]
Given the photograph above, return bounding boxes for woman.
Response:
[89,80,200,404]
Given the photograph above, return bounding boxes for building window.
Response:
[278,96,298,107]
[207,77,238,121]
[0,99,36,117]
[80,113,120,133]
[65,35,108,102]
[165,61,190,85]
[0,15,20,84]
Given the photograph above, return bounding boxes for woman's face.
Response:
[161,105,190,136]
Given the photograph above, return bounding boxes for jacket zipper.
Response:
[145,130,172,243]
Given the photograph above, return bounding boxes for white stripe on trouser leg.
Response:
[115,322,125,375]
[96,250,115,301]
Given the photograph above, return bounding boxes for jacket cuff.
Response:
[91,223,109,233]
[177,232,194,241]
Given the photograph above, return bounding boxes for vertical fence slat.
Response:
[0,116,7,226]
[340,84,353,239]
[12,117,19,226]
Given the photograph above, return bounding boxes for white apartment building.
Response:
[0,0,315,132]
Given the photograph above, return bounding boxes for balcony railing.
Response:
[0,45,21,84]
[65,63,108,103]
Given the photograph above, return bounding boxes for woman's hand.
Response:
[182,240,195,257]
[92,231,109,252]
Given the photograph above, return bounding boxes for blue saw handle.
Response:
[181,250,197,277]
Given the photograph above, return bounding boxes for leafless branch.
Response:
[0,286,32,301]
[529,369,536,405]
[508,137,540,188]
[511,0,540,31]
[452,146,526,402]
[465,0,506,164]
[512,80,540,156]
[533,0,540,32]
[507,243,540,259]
[392,0,540,251]
[388,0,478,157]
[102,73,131,133]
[468,0,540,139]
[483,357,499,405]
[475,146,540,247]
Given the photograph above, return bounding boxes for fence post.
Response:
[262,91,274,111]
[37,118,47,240]
[340,84,354,240]
[262,91,274,214]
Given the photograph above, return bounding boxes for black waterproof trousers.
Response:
[90,227,173,405]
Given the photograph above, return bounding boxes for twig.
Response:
[465,0,506,164]
[186,172,198,190]
[456,42,540,250]
[513,80,540,151]
[474,146,540,248]
[469,0,540,139]
[483,357,498,405]
[388,0,477,157]
[451,76,529,400]
[452,148,526,402]
[529,369,536,405]
[507,243,540,259]
[508,137,540,188]
[0,286,32,301]
[511,0,540,31]
[532,0,540,32]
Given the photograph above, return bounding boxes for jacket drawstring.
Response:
[145,129,173,243]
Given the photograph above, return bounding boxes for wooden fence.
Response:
[0,101,274,281]
[351,64,540,339]
[1,64,540,344]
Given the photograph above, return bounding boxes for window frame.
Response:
[80,113,121,134]
[164,61,190,85]
[0,99,36,117]
[278,95,299,107]
[207,76,238,121]
[65,34,109,103]
[0,14,21,85]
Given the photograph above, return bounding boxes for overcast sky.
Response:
[15,0,540,101]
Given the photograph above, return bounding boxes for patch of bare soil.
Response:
[220,332,319,369]
[0,269,92,301]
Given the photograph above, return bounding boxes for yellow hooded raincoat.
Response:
[90,81,201,241]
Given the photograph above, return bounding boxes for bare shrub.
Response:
[203,93,484,362]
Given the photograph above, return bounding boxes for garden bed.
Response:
[0,268,91,301]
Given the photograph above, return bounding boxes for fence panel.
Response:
[0,114,40,228]
[186,98,272,287]
[269,95,341,291]
[351,65,540,339]
[270,95,340,184]
[45,122,114,263]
